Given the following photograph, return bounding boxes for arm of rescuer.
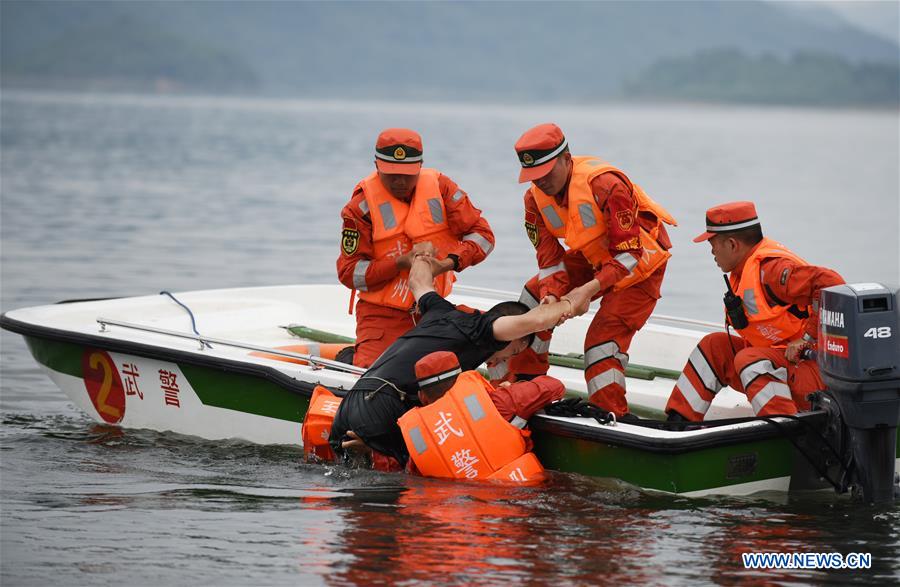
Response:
[432,174,496,276]
[560,172,672,317]
[760,257,845,363]
[336,186,413,294]
[524,189,570,301]
[490,376,566,423]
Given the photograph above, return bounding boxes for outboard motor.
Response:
[817,283,900,503]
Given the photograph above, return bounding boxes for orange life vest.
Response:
[302,385,343,462]
[531,156,676,291]
[398,371,545,484]
[357,169,456,310]
[728,237,809,348]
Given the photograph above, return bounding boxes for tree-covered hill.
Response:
[624,48,899,107]
[2,0,897,104]
[2,13,257,92]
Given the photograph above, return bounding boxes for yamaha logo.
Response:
[820,308,845,329]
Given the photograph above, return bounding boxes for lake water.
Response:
[1,90,898,585]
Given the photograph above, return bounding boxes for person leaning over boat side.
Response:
[398,350,563,482]
[329,253,571,470]
[492,123,676,419]
[336,128,496,368]
[665,201,845,422]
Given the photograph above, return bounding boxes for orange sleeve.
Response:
[760,257,845,339]
[525,190,570,299]
[589,173,640,293]
[335,188,401,292]
[439,174,495,270]
[489,375,566,421]
[371,450,404,472]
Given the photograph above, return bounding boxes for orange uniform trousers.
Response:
[665,332,822,421]
[490,251,665,417]
[352,299,416,368]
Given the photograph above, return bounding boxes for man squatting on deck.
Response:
[329,253,570,471]
[665,201,845,421]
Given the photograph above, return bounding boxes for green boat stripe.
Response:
[531,413,811,455]
[532,431,795,494]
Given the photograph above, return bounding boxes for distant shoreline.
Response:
[3,81,898,113]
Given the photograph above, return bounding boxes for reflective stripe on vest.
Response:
[531,157,675,291]
[358,169,457,310]
[728,238,809,347]
[398,371,544,482]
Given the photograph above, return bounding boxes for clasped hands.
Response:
[544,282,593,322]
[406,242,454,276]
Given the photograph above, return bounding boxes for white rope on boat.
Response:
[96,317,366,375]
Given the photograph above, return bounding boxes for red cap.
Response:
[375,128,423,175]
[693,201,761,243]
[414,351,461,389]
[514,123,568,183]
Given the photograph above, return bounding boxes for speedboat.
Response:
[3,283,898,501]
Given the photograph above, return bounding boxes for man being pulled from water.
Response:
[397,350,564,482]
[329,252,572,470]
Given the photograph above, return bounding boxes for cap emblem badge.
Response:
[522,152,534,166]
[394,147,407,160]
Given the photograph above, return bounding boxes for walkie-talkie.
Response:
[723,275,749,330]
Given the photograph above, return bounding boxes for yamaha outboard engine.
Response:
[817,283,900,503]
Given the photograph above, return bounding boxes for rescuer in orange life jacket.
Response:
[665,201,845,421]
[399,350,564,482]
[328,253,572,471]
[493,123,677,419]
[336,128,496,368]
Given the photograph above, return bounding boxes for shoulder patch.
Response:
[615,209,634,230]
[525,221,538,247]
[341,218,359,255]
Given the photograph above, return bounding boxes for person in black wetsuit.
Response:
[329,253,572,469]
